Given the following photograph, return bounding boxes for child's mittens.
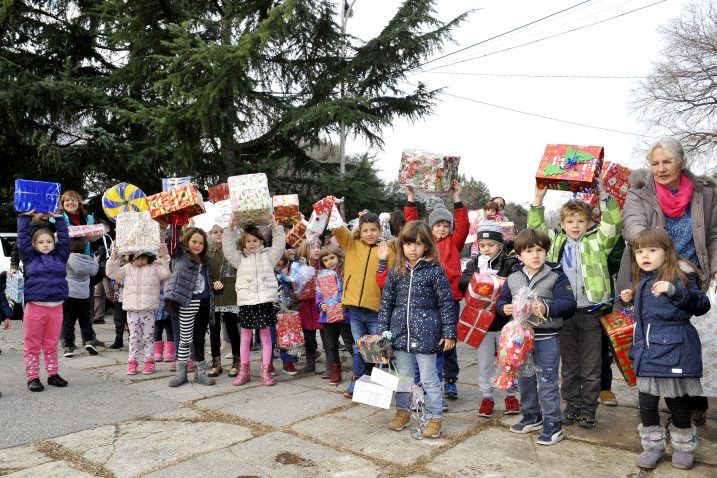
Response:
[381,330,393,342]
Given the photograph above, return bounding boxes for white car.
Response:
[0,233,18,275]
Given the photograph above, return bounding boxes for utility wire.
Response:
[419,0,593,67]
[426,0,666,71]
[422,71,646,79]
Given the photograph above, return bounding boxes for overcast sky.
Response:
[342,0,692,211]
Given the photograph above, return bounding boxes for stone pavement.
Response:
[0,317,715,477]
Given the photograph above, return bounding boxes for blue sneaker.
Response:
[343,376,358,399]
[537,421,564,445]
[444,380,458,400]
[510,414,543,434]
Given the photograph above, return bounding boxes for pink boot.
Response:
[163,342,175,362]
[126,359,138,375]
[261,364,276,386]
[187,358,196,373]
[154,341,164,362]
[232,363,251,386]
[143,359,156,375]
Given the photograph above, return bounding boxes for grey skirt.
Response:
[637,377,703,398]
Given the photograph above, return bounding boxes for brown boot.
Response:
[422,419,442,438]
[387,410,411,431]
[299,353,316,374]
[207,357,222,377]
[328,363,342,386]
[228,356,239,378]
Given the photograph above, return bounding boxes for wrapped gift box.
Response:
[115,211,161,256]
[146,183,205,224]
[465,273,506,314]
[5,272,24,305]
[352,375,394,409]
[273,194,301,225]
[14,180,61,214]
[370,367,413,393]
[228,174,272,227]
[317,270,343,323]
[357,335,394,364]
[312,196,337,216]
[286,220,307,248]
[399,149,460,193]
[162,177,191,192]
[599,307,636,387]
[208,183,230,203]
[457,306,496,349]
[277,310,304,352]
[602,161,631,209]
[535,144,604,192]
[68,224,106,240]
[577,192,601,224]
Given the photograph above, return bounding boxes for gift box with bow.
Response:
[228,174,272,227]
[457,305,496,349]
[146,183,205,225]
[273,194,301,225]
[465,273,506,314]
[535,144,604,192]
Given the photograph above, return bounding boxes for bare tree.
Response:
[633,0,717,167]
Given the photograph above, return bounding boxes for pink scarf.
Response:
[655,174,693,218]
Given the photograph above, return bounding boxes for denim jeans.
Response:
[348,307,378,377]
[395,351,442,419]
[518,335,561,424]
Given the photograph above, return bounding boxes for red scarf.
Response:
[655,174,693,218]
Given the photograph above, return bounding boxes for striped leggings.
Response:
[176,299,210,363]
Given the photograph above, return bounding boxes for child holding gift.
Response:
[295,239,325,376]
[106,244,171,375]
[17,211,71,391]
[529,180,622,429]
[495,228,577,446]
[377,221,456,439]
[222,216,286,386]
[621,229,709,470]
[332,212,395,399]
[458,221,520,418]
[405,180,467,400]
[316,244,353,386]
[273,253,299,375]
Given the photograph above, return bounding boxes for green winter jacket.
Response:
[527,195,622,304]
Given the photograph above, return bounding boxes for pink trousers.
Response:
[24,302,63,380]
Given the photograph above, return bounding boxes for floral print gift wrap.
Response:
[228,173,272,227]
[398,149,460,193]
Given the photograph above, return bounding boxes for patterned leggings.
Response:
[177,299,210,363]
[127,310,156,362]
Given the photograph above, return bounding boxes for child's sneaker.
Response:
[126,359,138,375]
[282,361,298,376]
[478,398,495,417]
[27,378,44,392]
[504,396,521,415]
[599,390,618,406]
[562,403,581,425]
[47,374,68,387]
[387,410,411,431]
[444,380,458,400]
[577,406,596,429]
[510,414,543,434]
[143,360,156,375]
[536,421,564,445]
[63,345,76,358]
[422,418,442,438]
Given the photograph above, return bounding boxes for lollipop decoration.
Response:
[102,182,148,222]
[493,287,537,390]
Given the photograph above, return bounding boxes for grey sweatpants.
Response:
[559,308,602,410]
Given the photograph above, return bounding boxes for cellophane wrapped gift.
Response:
[602,161,631,209]
[277,310,305,355]
[162,177,191,192]
[535,144,604,192]
[399,149,460,193]
[14,180,61,213]
[317,269,343,323]
[286,220,308,248]
[457,306,496,349]
[357,335,394,364]
[494,287,536,390]
[465,272,506,314]
[228,173,272,227]
[208,183,230,203]
[146,183,205,225]
[116,211,161,255]
[273,194,301,225]
[599,307,636,387]
[68,224,106,241]
[5,272,24,304]
[294,261,316,301]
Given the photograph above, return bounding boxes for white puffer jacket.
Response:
[222,225,286,306]
[106,254,172,311]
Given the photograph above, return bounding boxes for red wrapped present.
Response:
[535,144,604,192]
[277,311,304,352]
[312,196,337,216]
[146,183,205,225]
[399,149,460,193]
[577,192,601,224]
[599,307,636,387]
[602,161,631,209]
[68,224,106,241]
[317,270,343,323]
[208,183,229,203]
[464,273,505,314]
[457,306,495,349]
[273,194,301,225]
[287,221,307,248]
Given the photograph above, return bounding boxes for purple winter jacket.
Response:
[17,215,70,303]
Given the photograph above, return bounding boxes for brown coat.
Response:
[617,168,717,292]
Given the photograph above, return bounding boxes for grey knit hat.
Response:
[477,220,504,244]
[428,203,454,233]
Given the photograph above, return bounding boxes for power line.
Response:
[426,0,666,71]
[440,90,659,138]
[422,71,646,79]
[419,0,593,67]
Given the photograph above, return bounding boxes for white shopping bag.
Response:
[352,375,394,409]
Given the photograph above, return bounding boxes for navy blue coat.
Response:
[0,289,13,319]
[377,259,457,354]
[17,215,70,303]
[631,270,710,378]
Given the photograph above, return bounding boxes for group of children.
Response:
[2,176,710,470]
